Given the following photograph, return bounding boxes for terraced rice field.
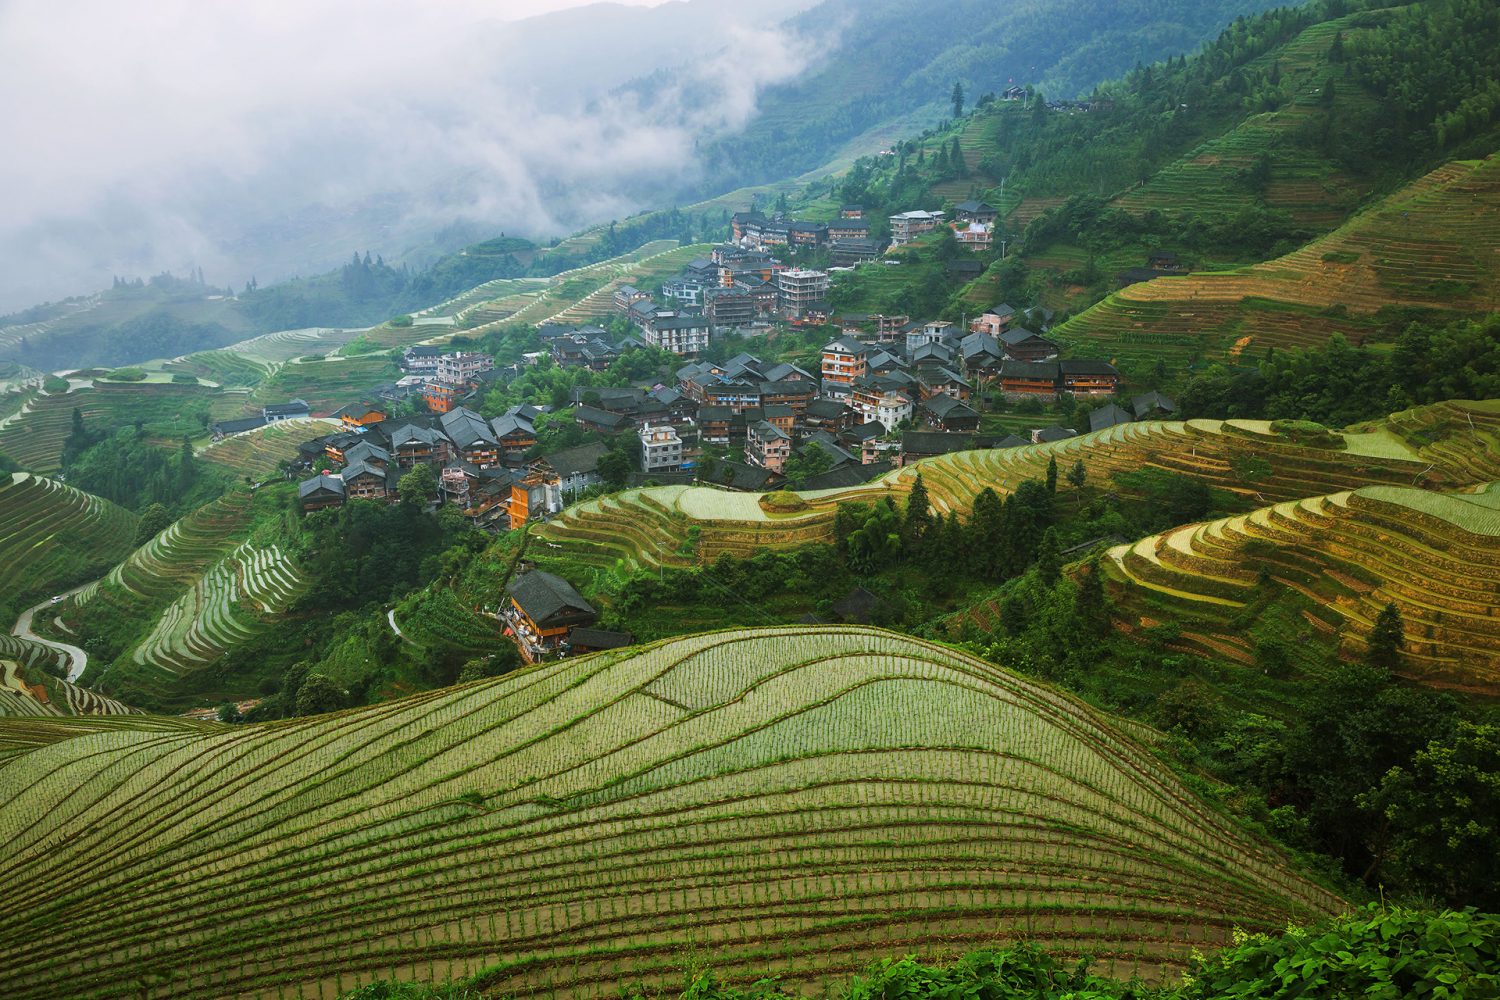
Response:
[1105,481,1500,695]
[1115,17,1376,227]
[222,328,366,367]
[379,240,697,347]
[460,240,700,334]
[0,638,136,720]
[0,627,1343,999]
[163,349,278,387]
[0,381,220,473]
[200,418,341,479]
[130,541,306,675]
[540,401,1500,570]
[1055,156,1500,367]
[0,473,137,614]
[544,243,716,326]
[65,488,306,693]
[247,354,399,414]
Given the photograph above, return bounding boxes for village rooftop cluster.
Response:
[260,209,1157,536]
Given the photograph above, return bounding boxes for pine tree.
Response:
[1074,556,1110,639]
[950,137,966,177]
[1368,602,1405,672]
[903,473,933,550]
[951,81,965,119]
[1046,456,1058,494]
[1037,528,1061,587]
[969,487,1005,579]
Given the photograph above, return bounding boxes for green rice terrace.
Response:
[247,354,400,415]
[0,380,220,474]
[1104,480,1500,696]
[0,472,137,621]
[200,417,341,480]
[537,400,1500,573]
[1052,155,1500,369]
[63,486,306,705]
[0,626,1344,1000]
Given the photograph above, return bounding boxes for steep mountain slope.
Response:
[0,635,136,720]
[699,0,1295,192]
[62,486,306,709]
[0,627,1343,999]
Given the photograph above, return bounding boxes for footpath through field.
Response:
[11,582,92,681]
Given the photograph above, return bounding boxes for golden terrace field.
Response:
[538,400,1500,572]
[1105,482,1500,695]
[0,627,1342,1000]
[1053,156,1500,368]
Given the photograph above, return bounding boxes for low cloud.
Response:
[0,0,820,311]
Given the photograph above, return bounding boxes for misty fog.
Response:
[0,0,820,313]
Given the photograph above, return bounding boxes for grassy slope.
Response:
[0,627,1342,1000]
[0,381,221,474]
[198,417,341,480]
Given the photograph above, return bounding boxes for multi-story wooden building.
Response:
[820,337,868,390]
[1060,359,1123,396]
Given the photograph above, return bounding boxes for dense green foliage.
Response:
[1178,316,1500,424]
[62,427,229,515]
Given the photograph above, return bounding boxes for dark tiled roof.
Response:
[568,628,635,650]
[507,570,596,628]
[901,431,979,455]
[214,416,267,435]
[1089,404,1135,432]
[298,474,345,498]
[1060,359,1122,377]
[1000,361,1060,380]
[1131,391,1177,418]
[573,405,632,430]
[546,441,610,479]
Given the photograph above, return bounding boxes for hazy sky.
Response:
[0,0,818,311]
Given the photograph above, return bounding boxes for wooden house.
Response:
[506,570,598,659]
[297,474,345,511]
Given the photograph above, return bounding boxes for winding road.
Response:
[12,583,92,682]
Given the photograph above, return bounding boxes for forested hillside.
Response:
[696,0,1299,192]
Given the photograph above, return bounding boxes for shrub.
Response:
[104,367,148,382]
[759,490,810,513]
[390,314,414,328]
[42,374,68,393]
[1269,419,1344,449]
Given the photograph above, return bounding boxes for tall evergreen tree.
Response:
[903,473,933,550]
[968,487,1005,578]
[1368,602,1406,672]
[1074,556,1110,640]
[1037,528,1062,587]
[951,81,965,119]
[1046,456,1058,495]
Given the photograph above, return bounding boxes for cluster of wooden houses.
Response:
[295,401,571,529]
